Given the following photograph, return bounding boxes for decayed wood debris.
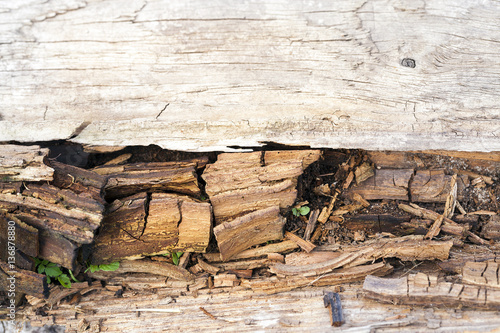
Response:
[0,145,54,182]
[363,272,500,310]
[0,161,106,270]
[93,158,207,199]
[91,193,212,263]
[204,150,321,260]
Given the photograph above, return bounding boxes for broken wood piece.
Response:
[0,145,54,182]
[92,193,211,263]
[363,273,500,310]
[270,251,363,276]
[453,169,494,186]
[103,153,132,166]
[462,261,500,289]
[285,252,341,266]
[91,259,194,281]
[285,231,316,253]
[213,273,239,288]
[243,262,392,294]
[49,160,107,205]
[202,240,298,262]
[398,203,468,237]
[214,207,285,261]
[324,292,343,327]
[304,209,320,241]
[466,231,489,245]
[0,261,49,299]
[273,235,451,277]
[344,214,410,236]
[410,170,468,203]
[348,169,413,201]
[211,258,275,271]
[0,213,38,258]
[481,216,500,240]
[196,259,220,275]
[96,161,203,199]
[203,151,320,225]
[355,162,374,185]
[351,193,370,208]
[317,190,339,223]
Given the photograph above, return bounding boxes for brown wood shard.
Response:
[347,169,413,201]
[214,207,285,261]
[0,260,49,299]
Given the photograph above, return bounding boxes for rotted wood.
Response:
[482,215,500,240]
[0,213,38,258]
[0,145,54,182]
[0,261,49,299]
[213,206,285,261]
[49,160,107,205]
[244,262,392,294]
[347,169,413,201]
[411,170,468,203]
[202,240,299,262]
[94,159,206,199]
[92,193,211,263]
[270,236,452,277]
[89,259,194,282]
[363,273,500,310]
[203,151,321,224]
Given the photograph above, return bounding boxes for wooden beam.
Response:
[1,2,499,152]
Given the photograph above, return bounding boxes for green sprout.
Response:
[84,261,120,274]
[292,205,310,217]
[34,258,79,288]
[163,251,184,265]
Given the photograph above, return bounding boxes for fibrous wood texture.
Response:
[0,145,53,182]
[1,1,499,152]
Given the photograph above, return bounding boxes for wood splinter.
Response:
[324,292,343,327]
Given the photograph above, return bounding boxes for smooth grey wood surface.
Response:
[0,0,499,151]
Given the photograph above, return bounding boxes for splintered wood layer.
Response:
[213,207,285,261]
[0,145,54,182]
[92,193,211,263]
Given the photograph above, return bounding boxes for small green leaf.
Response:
[46,276,51,284]
[98,262,120,272]
[34,258,42,265]
[299,206,310,216]
[68,269,80,283]
[57,274,71,288]
[172,252,183,266]
[45,265,62,278]
[292,208,299,217]
[37,265,46,274]
[42,260,49,266]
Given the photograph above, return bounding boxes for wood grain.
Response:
[0,1,499,152]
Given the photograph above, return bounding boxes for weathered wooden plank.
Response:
[0,213,38,258]
[0,1,499,152]
[0,145,54,182]
[0,261,49,299]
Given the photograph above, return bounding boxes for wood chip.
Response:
[285,231,316,253]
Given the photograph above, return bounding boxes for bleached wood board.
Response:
[1,0,499,152]
[21,284,500,332]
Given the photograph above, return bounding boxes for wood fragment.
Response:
[196,259,220,275]
[0,261,48,299]
[0,213,38,258]
[97,162,202,199]
[103,154,132,166]
[398,203,468,236]
[0,145,54,182]
[466,231,489,245]
[304,209,320,241]
[317,190,339,223]
[199,307,217,320]
[213,273,239,288]
[214,207,285,261]
[355,162,374,185]
[363,273,500,310]
[453,169,494,185]
[411,170,468,203]
[211,258,275,271]
[90,259,194,281]
[243,262,392,294]
[481,216,500,240]
[348,169,413,201]
[202,240,298,262]
[285,231,316,253]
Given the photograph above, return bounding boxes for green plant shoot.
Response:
[292,206,310,217]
